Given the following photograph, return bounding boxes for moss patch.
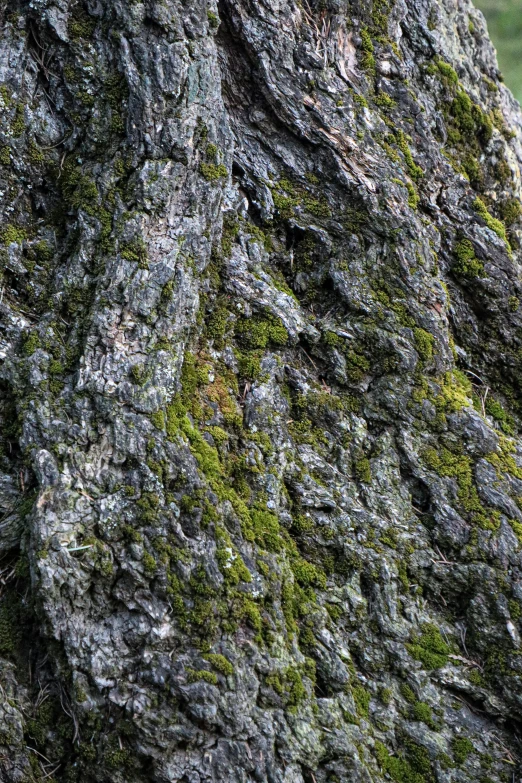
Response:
[407,623,450,669]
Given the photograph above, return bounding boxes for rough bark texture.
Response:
[2,1,522,781]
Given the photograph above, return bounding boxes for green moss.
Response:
[407,622,450,669]
[200,162,228,181]
[462,152,483,187]
[121,238,148,269]
[142,551,157,577]
[353,92,369,108]
[150,410,166,430]
[250,507,282,552]
[160,280,175,313]
[354,458,372,484]
[413,328,434,362]
[434,370,472,413]
[266,666,307,708]
[204,653,234,676]
[303,196,331,218]
[34,240,53,265]
[452,737,474,766]
[215,527,252,585]
[0,602,18,655]
[242,598,262,632]
[104,72,129,134]
[26,699,56,747]
[205,300,231,347]
[23,332,40,356]
[236,350,263,380]
[412,701,437,729]
[449,91,492,144]
[130,364,151,386]
[1,224,26,245]
[69,7,96,39]
[400,683,417,703]
[0,85,11,105]
[487,436,522,482]
[509,598,521,622]
[453,239,484,278]
[186,667,218,685]
[379,686,393,705]
[398,561,410,591]
[11,103,25,137]
[104,744,130,769]
[182,417,223,478]
[407,181,419,209]
[396,130,423,180]
[352,684,371,717]
[485,396,514,435]
[360,26,375,72]
[422,445,496,529]
[136,492,160,525]
[375,92,396,109]
[375,739,433,783]
[122,524,142,543]
[28,141,44,164]
[0,146,10,166]
[371,0,393,34]
[207,10,220,29]
[291,557,326,589]
[345,351,370,382]
[286,667,307,707]
[49,359,64,375]
[60,162,99,214]
[499,198,521,226]
[435,58,459,86]
[236,313,288,349]
[473,197,510,248]
[206,143,218,162]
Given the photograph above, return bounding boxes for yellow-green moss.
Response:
[200,162,228,181]
[142,551,157,577]
[354,457,372,484]
[204,653,234,676]
[413,328,434,362]
[423,445,498,530]
[485,396,514,435]
[1,224,26,245]
[473,198,509,248]
[23,332,40,356]
[452,737,474,766]
[360,26,375,72]
[396,130,423,181]
[406,181,419,209]
[150,410,166,430]
[352,684,371,717]
[453,239,484,278]
[375,738,433,783]
[207,10,220,29]
[434,58,459,86]
[407,623,450,669]
[236,313,288,349]
[121,238,148,269]
[412,701,437,729]
[186,667,218,685]
[0,146,10,166]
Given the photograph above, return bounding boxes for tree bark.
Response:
[1,1,522,781]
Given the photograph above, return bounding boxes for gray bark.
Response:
[1,1,522,782]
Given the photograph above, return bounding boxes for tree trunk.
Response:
[1,1,522,781]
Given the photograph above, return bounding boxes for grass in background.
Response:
[474,0,522,102]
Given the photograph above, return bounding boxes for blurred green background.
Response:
[474,0,522,103]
